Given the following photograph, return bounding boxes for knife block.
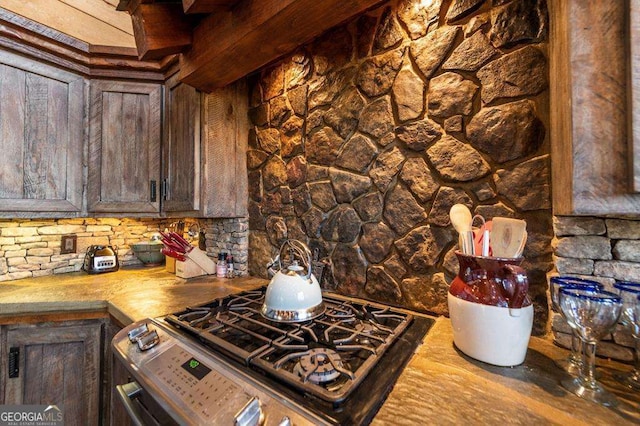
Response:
[186,247,216,275]
[176,258,208,279]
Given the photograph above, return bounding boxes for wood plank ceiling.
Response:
[1,0,386,91]
[0,0,136,48]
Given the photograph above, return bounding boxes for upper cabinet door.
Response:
[0,51,83,214]
[88,80,162,214]
[162,73,201,214]
[201,79,248,218]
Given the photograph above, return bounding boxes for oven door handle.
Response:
[116,381,145,426]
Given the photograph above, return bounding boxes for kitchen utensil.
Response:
[82,245,119,274]
[261,239,324,322]
[159,231,215,274]
[613,281,640,390]
[559,288,622,407]
[450,204,473,254]
[491,217,527,258]
[471,216,491,256]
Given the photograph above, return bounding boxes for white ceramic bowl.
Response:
[448,293,533,367]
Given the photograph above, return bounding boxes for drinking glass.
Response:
[613,281,640,390]
[559,287,622,407]
[550,276,603,375]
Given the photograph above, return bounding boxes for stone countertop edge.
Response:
[0,267,638,424]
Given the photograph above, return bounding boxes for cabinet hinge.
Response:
[9,347,19,378]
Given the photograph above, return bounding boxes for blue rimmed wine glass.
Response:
[613,281,640,390]
[559,287,622,407]
[550,276,603,375]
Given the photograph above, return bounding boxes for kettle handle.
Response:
[277,240,313,281]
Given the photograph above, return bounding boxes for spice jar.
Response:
[216,253,228,278]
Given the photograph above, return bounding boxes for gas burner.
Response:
[294,349,345,384]
[355,323,376,344]
[355,323,375,335]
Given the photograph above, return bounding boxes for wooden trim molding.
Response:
[549,0,640,215]
[631,0,640,192]
[0,7,175,81]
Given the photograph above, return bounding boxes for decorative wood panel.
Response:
[88,80,162,213]
[2,321,103,426]
[201,78,248,217]
[162,72,201,214]
[550,1,640,214]
[0,50,83,213]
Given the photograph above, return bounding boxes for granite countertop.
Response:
[0,265,266,325]
[1,266,638,424]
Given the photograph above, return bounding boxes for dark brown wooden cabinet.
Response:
[87,80,162,214]
[0,320,103,426]
[162,72,201,215]
[0,47,247,219]
[0,50,83,215]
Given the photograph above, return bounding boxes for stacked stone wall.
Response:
[247,0,553,334]
[204,217,250,276]
[0,217,249,281]
[552,216,640,362]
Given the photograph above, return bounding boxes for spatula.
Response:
[491,217,527,258]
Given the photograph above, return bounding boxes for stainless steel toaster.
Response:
[83,245,119,274]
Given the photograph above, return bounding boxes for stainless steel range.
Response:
[112,287,434,425]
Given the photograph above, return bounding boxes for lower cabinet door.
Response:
[2,321,103,426]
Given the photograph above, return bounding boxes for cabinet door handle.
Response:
[9,347,19,378]
[162,179,169,201]
[150,180,157,202]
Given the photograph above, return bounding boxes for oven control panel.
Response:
[146,344,247,423]
[112,319,329,426]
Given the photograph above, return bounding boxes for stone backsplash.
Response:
[247,0,554,334]
[552,216,640,362]
[204,217,250,277]
[0,217,249,281]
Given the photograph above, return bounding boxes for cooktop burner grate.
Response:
[165,287,413,403]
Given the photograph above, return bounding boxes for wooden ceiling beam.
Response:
[131,3,195,60]
[179,0,385,92]
[182,0,240,14]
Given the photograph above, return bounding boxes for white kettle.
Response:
[261,239,325,322]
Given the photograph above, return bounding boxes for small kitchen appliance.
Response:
[82,245,119,274]
[262,239,325,322]
[112,287,435,425]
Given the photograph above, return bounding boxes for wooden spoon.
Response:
[449,204,472,233]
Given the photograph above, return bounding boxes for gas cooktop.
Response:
[113,287,435,425]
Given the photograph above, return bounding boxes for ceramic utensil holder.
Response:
[448,293,533,366]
